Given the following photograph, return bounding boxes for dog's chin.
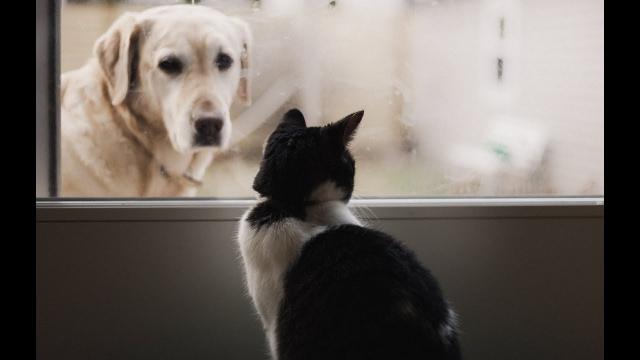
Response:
[192,143,221,152]
[168,134,222,154]
[171,142,219,156]
[191,141,231,155]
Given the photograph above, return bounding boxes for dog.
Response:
[60,5,251,196]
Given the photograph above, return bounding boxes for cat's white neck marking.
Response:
[306,180,360,227]
[305,200,361,228]
[308,180,346,203]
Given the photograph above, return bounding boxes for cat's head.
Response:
[253,108,364,207]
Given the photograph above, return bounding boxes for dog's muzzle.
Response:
[194,117,223,146]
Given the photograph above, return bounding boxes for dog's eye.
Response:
[158,56,183,75]
[215,53,233,71]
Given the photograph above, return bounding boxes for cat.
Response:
[236,108,461,360]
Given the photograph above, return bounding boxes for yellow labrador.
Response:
[60,5,251,196]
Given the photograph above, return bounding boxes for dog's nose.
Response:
[194,117,223,146]
[195,117,223,134]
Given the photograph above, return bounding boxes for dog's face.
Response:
[94,5,251,153]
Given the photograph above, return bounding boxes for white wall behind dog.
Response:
[405,0,604,195]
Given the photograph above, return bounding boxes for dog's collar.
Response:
[159,164,203,188]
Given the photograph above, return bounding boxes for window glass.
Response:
[57,0,604,198]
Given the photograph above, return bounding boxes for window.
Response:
[39,0,604,198]
[36,3,604,358]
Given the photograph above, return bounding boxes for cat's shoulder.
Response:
[302,224,416,262]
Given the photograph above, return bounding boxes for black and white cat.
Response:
[237,109,461,360]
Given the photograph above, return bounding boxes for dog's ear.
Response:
[94,12,140,106]
[230,18,252,106]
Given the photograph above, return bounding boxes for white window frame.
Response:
[35,0,604,213]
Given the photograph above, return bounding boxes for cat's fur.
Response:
[236,109,461,360]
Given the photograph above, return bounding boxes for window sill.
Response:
[36,197,603,222]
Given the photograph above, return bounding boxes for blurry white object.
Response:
[484,116,548,176]
[448,116,548,194]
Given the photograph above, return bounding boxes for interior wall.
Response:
[36,205,603,360]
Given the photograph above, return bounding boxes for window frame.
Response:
[36,0,60,198]
[36,0,604,211]
[36,198,603,224]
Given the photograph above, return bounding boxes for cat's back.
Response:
[278,224,461,360]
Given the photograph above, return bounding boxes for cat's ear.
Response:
[328,110,364,146]
[281,108,306,128]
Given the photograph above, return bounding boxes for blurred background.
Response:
[61,0,604,198]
